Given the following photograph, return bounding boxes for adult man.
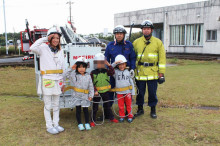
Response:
[105,25,136,107]
[133,20,166,119]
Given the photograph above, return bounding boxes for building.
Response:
[114,0,220,54]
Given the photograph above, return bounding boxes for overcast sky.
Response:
[0,0,207,35]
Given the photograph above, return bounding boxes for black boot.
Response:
[150,106,157,119]
[134,105,144,117]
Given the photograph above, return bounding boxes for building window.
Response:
[170,25,185,45]
[207,30,217,41]
[170,24,203,46]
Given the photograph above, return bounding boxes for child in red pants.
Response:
[112,55,135,123]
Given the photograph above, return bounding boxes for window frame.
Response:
[169,23,204,47]
[206,30,217,42]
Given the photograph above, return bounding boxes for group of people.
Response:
[30,20,166,135]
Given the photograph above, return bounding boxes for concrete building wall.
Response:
[114,0,220,54]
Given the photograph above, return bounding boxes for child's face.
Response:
[94,61,105,69]
[77,65,86,75]
[118,63,126,71]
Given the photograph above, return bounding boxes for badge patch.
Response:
[43,79,55,88]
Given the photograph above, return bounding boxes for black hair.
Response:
[75,62,87,73]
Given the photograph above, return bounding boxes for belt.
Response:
[96,85,111,91]
[64,86,89,94]
[41,69,63,75]
[138,62,157,67]
[110,85,132,92]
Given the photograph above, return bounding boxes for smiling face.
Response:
[50,34,60,47]
[115,33,125,42]
[77,64,86,75]
[142,27,153,37]
[118,63,126,71]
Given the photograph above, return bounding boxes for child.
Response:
[112,55,135,123]
[90,53,119,127]
[63,57,94,131]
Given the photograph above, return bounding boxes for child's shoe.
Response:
[90,122,95,127]
[54,125,65,132]
[78,124,85,131]
[127,118,133,123]
[110,118,119,123]
[119,118,124,123]
[85,123,91,130]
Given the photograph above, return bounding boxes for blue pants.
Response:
[136,80,158,107]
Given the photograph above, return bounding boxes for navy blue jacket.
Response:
[104,40,136,70]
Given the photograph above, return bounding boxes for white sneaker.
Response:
[47,127,59,135]
[54,125,65,132]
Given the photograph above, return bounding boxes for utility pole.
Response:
[66,0,74,23]
[3,0,8,55]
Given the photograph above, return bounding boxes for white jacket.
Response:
[30,37,65,81]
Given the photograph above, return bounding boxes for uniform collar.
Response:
[114,40,126,46]
[48,45,59,54]
[141,35,153,43]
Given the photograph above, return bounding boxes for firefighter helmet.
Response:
[115,54,127,64]
[47,27,62,37]
[141,20,154,29]
[113,25,127,34]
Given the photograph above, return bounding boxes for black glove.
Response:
[158,76,165,84]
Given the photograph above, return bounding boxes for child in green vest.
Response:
[90,53,118,127]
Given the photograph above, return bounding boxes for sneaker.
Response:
[85,123,91,130]
[90,122,95,127]
[54,125,65,132]
[47,127,59,135]
[127,118,133,123]
[78,124,85,131]
[119,118,124,123]
[110,118,119,123]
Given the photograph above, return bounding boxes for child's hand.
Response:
[72,64,77,70]
[88,97,92,101]
[94,91,99,96]
[114,60,122,64]
[61,85,65,93]
[105,60,111,67]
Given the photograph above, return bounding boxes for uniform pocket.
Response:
[43,79,55,88]
[151,66,159,72]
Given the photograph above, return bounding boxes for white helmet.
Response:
[76,57,88,64]
[47,26,62,37]
[113,25,127,34]
[94,53,105,61]
[115,55,127,64]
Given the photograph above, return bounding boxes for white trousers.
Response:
[43,95,60,129]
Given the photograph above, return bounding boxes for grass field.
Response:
[0,59,220,145]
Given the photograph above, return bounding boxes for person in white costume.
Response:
[30,27,65,135]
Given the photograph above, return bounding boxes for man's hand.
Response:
[72,64,77,70]
[48,34,55,42]
[158,73,164,78]
[94,91,99,96]
[88,97,92,101]
[61,85,65,93]
[130,69,135,78]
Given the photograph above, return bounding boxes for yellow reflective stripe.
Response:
[110,85,132,92]
[148,53,158,57]
[135,75,159,80]
[137,53,144,58]
[96,85,111,91]
[159,64,166,68]
[64,86,89,94]
[41,70,63,75]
